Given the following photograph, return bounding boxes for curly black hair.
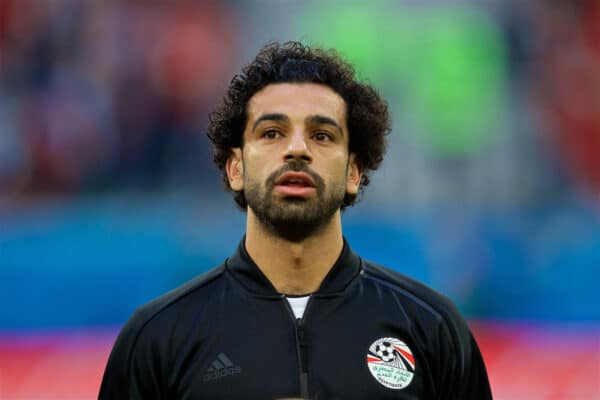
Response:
[207,41,390,210]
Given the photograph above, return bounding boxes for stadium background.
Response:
[0,0,599,398]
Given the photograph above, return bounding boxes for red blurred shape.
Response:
[0,331,116,399]
[472,322,600,399]
[533,1,600,195]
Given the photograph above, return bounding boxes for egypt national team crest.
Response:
[366,337,415,389]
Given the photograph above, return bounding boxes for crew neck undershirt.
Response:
[285,295,310,319]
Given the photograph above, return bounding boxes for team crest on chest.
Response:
[366,337,415,389]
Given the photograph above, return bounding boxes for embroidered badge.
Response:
[366,337,415,389]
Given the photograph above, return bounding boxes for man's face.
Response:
[227,83,361,240]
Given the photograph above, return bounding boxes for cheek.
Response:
[322,157,350,185]
[241,153,271,184]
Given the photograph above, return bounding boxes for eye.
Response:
[313,131,333,142]
[262,129,282,140]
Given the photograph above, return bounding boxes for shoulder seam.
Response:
[360,260,463,328]
[362,268,444,321]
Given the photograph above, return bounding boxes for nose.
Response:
[283,129,312,163]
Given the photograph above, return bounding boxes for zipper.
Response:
[282,294,311,399]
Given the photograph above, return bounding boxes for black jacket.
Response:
[99,239,492,399]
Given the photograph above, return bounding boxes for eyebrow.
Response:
[252,113,343,136]
[306,115,343,136]
[252,113,289,131]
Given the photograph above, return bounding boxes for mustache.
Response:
[266,161,324,189]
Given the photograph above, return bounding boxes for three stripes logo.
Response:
[203,352,242,382]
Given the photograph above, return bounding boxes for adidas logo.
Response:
[203,352,242,382]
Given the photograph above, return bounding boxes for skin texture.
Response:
[226,83,362,295]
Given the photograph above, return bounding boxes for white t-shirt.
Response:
[285,295,310,319]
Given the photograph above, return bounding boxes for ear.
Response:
[346,153,362,195]
[226,148,244,191]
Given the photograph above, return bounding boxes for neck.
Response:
[244,208,344,295]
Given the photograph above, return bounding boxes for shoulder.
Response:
[138,265,225,319]
[361,260,461,323]
[359,259,473,353]
[360,260,491,398]
[99,264,228,397]
[116,264,226,359]
[128,264,225,338]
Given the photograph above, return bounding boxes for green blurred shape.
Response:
[407,8,507,155]
[295,3,507,156]
[295,2,389,82]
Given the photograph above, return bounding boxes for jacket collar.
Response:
[225,236,362,297]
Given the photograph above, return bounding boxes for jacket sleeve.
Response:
[98,310,164,399]
[436,304,493,400]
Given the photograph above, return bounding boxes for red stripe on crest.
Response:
[367,356,382,363]
[396,347,415,366]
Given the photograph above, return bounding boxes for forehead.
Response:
[246,83,347,125]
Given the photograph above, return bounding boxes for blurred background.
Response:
[0,0,599,398]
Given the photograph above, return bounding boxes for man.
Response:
[99,42,492,399]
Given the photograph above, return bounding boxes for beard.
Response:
[244,161,346,242]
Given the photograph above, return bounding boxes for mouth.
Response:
[273,171,316,197]
[275,172,315,187]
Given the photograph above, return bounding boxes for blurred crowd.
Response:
[0,0,239,195]
[525,0,600,196]
[0,0,599,206]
